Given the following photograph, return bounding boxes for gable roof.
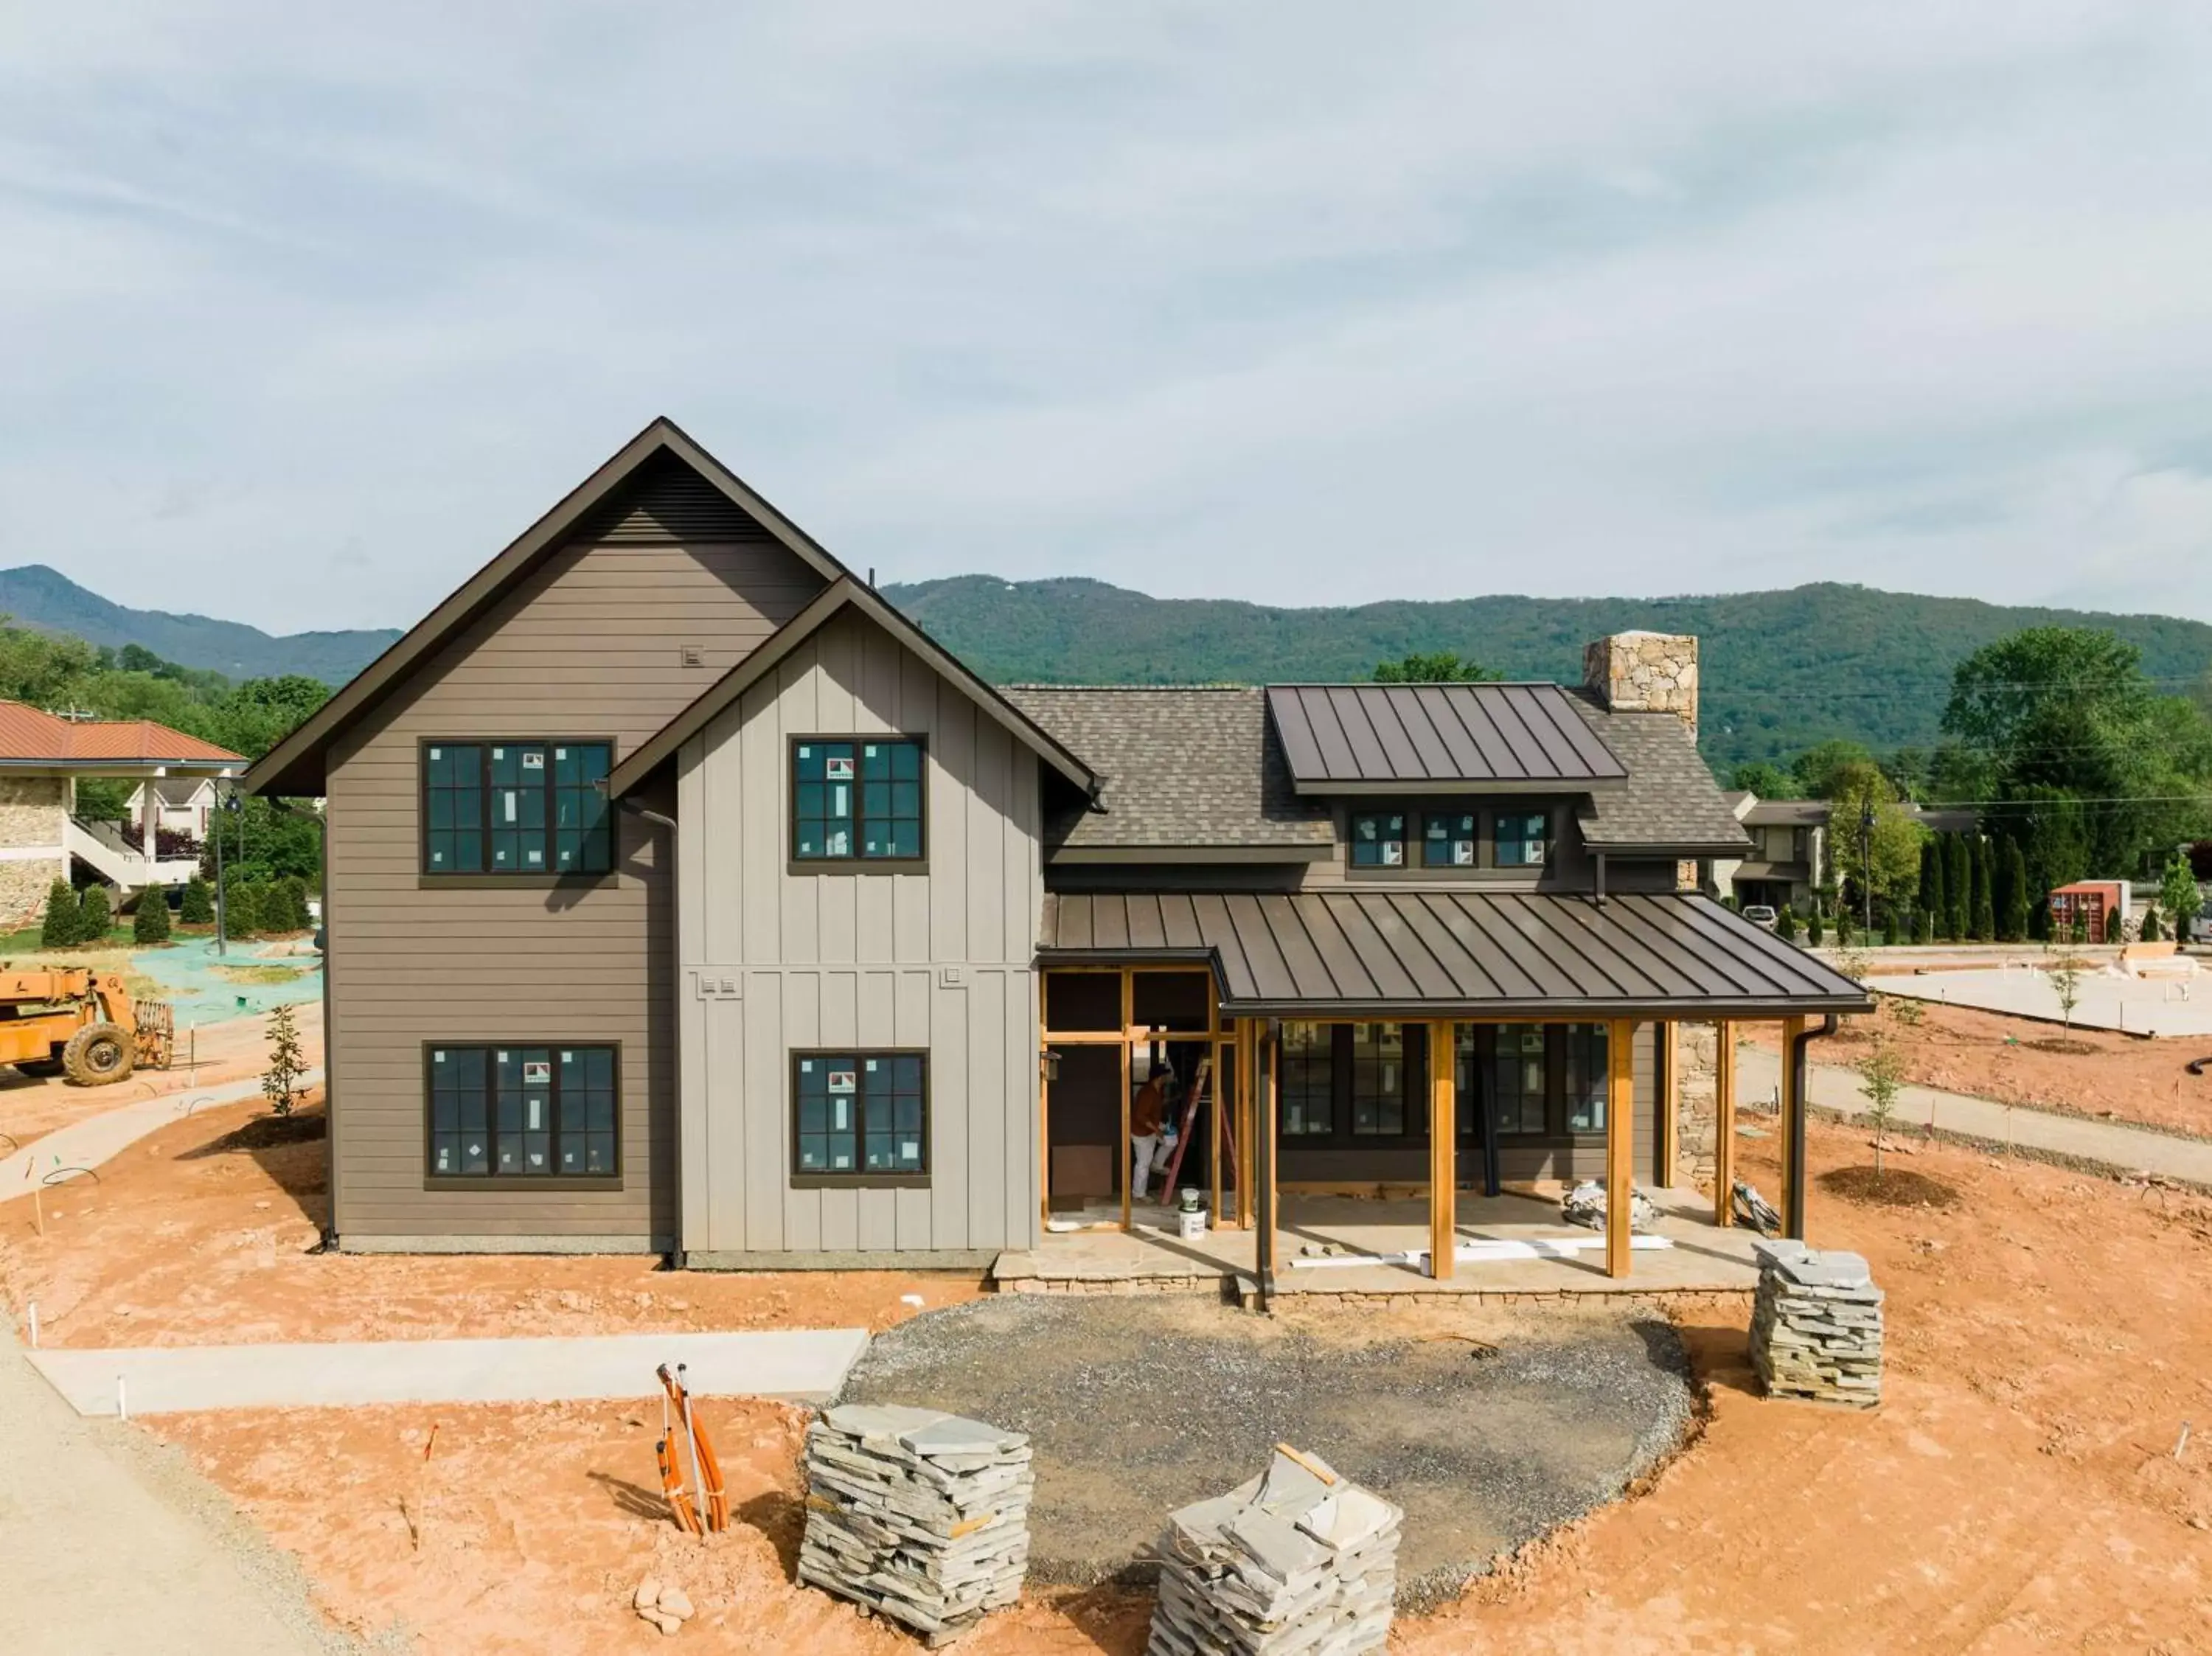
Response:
[1004,686,1334,857]
[0,703,242,770]
[1568,699,1750,854]
[133,776,220,805]
[1265,682,1626,791]
[606,577,1096,797]
[245,417,851,797]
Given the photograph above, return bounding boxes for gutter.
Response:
[1785,1013,1842,1239]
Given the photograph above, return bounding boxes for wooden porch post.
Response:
[1605,1017,1635,1279]
[1236,1017,1256,1230]
[1778,1015,1804,1240]
[1713,1020,1736,1227]
[1119,970,1134,1233]
[1427,1020,1455,1280]
[1659,1020,1680,1188]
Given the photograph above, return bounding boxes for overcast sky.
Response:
[7,4,2212,636]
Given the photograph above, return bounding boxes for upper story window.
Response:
[422,742,611,877]
[793,739,925,865]
[1422,810,1479,867]
[1349,810,1408,867]
[1495,810,1548,868]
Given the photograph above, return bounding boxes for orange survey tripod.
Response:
[655,1363,728,1535]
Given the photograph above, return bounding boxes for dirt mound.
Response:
[1816,1164,1962,1209]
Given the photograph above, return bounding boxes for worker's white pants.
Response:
[1130,1133,1160,1201]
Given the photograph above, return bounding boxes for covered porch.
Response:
[1034,890,1871,1295]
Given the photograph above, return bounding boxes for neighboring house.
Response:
[246,420,1867,1278]
[0,703,243,922]
[1714,795,1973,914]
[126,776,218,841]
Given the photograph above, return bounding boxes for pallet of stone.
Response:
[1144,1444,1402,1656]
[798,1403,1034,1647]
[1749,1241,1884,1409]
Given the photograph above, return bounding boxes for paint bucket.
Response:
[1178,1206,1208,1242]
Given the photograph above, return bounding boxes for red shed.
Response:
[2049,880,2127,944]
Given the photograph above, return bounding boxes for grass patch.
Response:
[1817,1165,1963,1211]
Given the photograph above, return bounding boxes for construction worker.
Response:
[1130,1063,1169,1203]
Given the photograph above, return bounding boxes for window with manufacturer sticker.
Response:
[421,741,612,875]
[792,1051,928,1178]
[426,1043,617,1177]
[792,739,925,863]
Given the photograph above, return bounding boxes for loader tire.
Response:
[63,1021,133,1086]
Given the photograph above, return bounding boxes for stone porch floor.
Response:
[995,1186,1767,1298]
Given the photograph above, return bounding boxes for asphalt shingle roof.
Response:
[1003,686,1334,851]
[1568,698,1751,852]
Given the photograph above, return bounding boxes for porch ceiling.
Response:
[1037,890,1871,1018]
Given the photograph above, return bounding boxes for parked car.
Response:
[1742,904,1779,930]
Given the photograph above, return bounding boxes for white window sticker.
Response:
[863,744,878,758]
[522,751,544,770]
[830,784,849,815]
[864,1058,879,1073]
[492,747,504,759]
[902,1141,919,1162]
[523,1061,552,1085]
[429,747,442,761]
[832,1152,852,1169]
[1381,842,1404,866]
[433,1051,446,1064]
[833,1099,849,1131]
[525,848,543,865]
[826,756,855,780]
[527,1099,543,1131]
[828,1069,857,1093]
[554,747,567,761]
[496,1050,509,1062]
[503,792,518,823]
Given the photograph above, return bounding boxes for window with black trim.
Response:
[422,742,612,875]
[1279,1021,1334,1136]
[1497,810,1548,867]
[792,740,925,863]
[1349,810,1407,867]
[793,1051,928,1177]
[1422,809,1479,867]
[1562,1023,1608,1133]
[426,1043,618,1177]
[1487,1023,1549,1135]
[1349,1022,1406,1135]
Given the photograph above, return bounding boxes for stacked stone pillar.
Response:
[1750,1241,1884,1407]
[1145,1445,1402,1656]
[799,1404,1033,1646]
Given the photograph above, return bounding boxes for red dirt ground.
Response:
[58,1092,2208,1652]
[0,1094,978,1347]
[1747,998,2212,1140]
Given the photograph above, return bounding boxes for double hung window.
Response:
[422,741,612,875]
[1496,810,1548,867]
[1278,1021,1335,1136]
[1349,1023,1406,1135]
[1349,812,1408,867]
[1489,1024,1550,1135]
[793,1051,928,1177]
[1422,810,1479,867]
[793,740,925,863]
[426,1043,618,1177]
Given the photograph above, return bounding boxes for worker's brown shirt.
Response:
[1131,1079,1165,1137]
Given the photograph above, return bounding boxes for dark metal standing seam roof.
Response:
[1264,683,1628,787]
[1039,891,1871,1017]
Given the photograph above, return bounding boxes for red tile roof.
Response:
[0,702,243,765]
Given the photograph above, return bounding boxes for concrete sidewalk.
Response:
[28,1326,869,1416]
[0,1068,324,1194]
[0,1324,339,1655]
[1736,1045,2212,1185]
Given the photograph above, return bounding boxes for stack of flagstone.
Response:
[799,1403,1034,1646]
[1750,1240,1884,1408]
[1144,1445,1402,1656]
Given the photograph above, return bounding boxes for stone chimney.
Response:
[1583,630,1699,740]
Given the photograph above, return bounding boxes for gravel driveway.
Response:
[838,1295,1692,1606]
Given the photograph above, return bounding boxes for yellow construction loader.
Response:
[0,970,173,1085]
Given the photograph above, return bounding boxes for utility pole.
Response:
[1860,799,1875,934]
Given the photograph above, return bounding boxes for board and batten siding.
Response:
[675,607,1043,1262]
[324,531,826,1249]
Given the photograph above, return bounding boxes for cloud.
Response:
[1,2,2211,632]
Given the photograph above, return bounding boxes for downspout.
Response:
[1593,852,1608,908]
[269,796,337,1253]
[616,794,681,1262]
[1253,1018,1277,1315]
[1785,1014,1841,1239]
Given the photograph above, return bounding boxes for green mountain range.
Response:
[0,565,400,684]
[8,562,2208,776]
[881,576,2212,774]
